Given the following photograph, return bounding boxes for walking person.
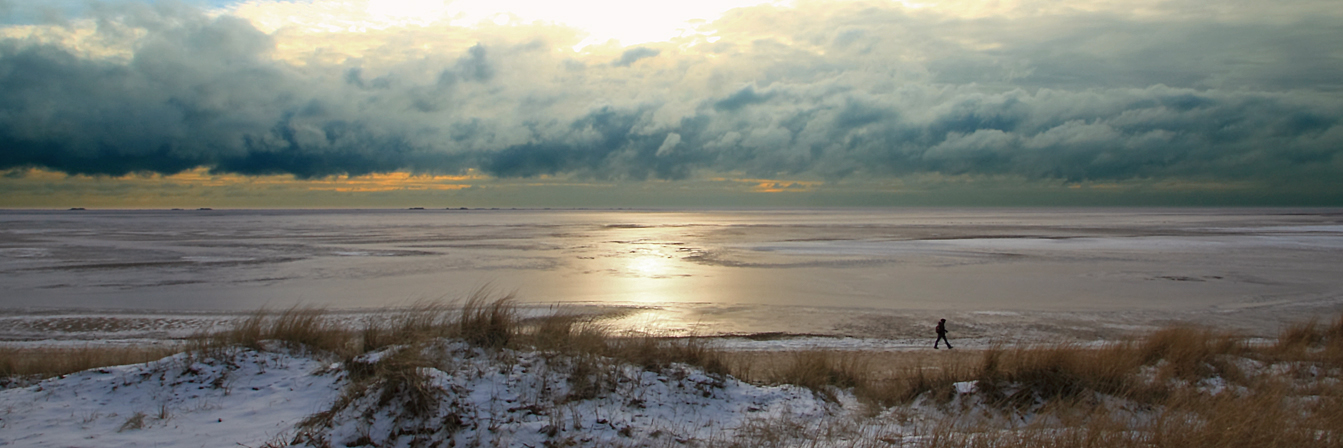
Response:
[934,318,953,349]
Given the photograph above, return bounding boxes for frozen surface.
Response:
[2,208,1343,340]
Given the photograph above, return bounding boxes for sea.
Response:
[3,208,1342,344]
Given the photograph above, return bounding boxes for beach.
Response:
[3,208,1341,346]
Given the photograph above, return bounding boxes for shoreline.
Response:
[3,301,1334,350]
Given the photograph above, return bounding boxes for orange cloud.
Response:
[708,177,823,193]
[6,167,480,192]
[298,171,480,192]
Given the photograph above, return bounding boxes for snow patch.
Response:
[0,341,841,447]
[0,349,342,448]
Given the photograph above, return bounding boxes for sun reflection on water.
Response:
[601,308,704,337]
[627,255,671,278]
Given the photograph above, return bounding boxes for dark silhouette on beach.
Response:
[935,318,953,349]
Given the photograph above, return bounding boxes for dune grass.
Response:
[0,345,181,383]
[4,295,1342,447]
[717,317,1343,447]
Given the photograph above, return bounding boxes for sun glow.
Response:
[229,0,790,49]
[627,256,671,278]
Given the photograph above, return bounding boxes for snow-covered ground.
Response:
[0,342,837,447]
[0,348,342,447]
[5,336,1341,447]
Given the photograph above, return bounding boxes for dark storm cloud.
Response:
[465,84,1341,185]
[0,0,1340,197]
[0,41,208,175]
[0,7,484,178]
[612,47,659,67]
[643,85,1340,184]
[922,16,1343,91]
[482,106,703,180]
[713,85,774,111]
[449,44,495,83]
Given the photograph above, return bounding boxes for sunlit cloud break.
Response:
[1,0,1341,206]
[230,0,788,48]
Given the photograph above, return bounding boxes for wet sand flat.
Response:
[2,208,1342,343]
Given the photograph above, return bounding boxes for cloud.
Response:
[713,84,773,111]
[612,47,659,67]
[0,0,1340,202]
[453,44,495,83]
[655,132,682,156]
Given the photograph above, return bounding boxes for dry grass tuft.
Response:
[350,347,441,416]
[1278,318,1328,351]
[972,343,1144,407]
[118,412,147,432]
[520,311,602,353]
[564,352,618,402]
[910,381,1343,448]
[869,354,981,407]
[0,345,182,383]
[200,306,353,357]
[770,351,869,401]
[1140,326,1245,382]
[518,309,730,378]
[1147,388,1313,448]
[608,333,729,376]
[297,345,446,447]
[457,290,517,349]
[359,302,455,352]
[1274,315,1343,367]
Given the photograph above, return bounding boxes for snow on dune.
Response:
[305,341,832,447]
[0,342,835,447]
[6,339,1341,447]
[0,348,341,447]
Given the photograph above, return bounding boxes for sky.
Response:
[0,0,1341,208]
